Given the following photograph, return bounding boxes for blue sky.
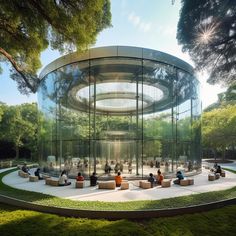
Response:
[0,0,225,108]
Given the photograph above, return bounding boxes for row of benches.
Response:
[208,171,226,181]
[19,170,225,189]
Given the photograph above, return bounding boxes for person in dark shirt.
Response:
[215,165,222,174]
[173,171,184,184]
[34,168,43,180]
[21,163,30,175]
[90,172,98,186]
[148,173,155,188]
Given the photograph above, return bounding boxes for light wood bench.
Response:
[120,181,129,190]
[180,179,189,186]
[75,181,84,188]
[45,178,59,186]
[208,174,215,181]
[215,173,220,179]
[98,181,116,189]
[139,181,151,189]
[29,176,39,182]
[42,174,51,179]
[18,170,29,178]
[161,179,171,188]
[180,178,194,186]
[221,171,226,177]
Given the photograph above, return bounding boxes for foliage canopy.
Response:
[177,0,236,85]
[202,104,236,158]
[0,103,38,159]
[0,0,111,93]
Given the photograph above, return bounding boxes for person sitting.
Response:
[156,169,164,185]
[215,165,222,175]
[148,173,155,188]
[173,170,184,185]
[128,162,132,174]
[114,163,120,173]
[115,171,123,187]
[90,172,98,186]
[105,162,111,174]
[213,162,218,170]
[76,172,84,181]
[21,163,30,175]
[58,170,71,186]
[34,168,43,180]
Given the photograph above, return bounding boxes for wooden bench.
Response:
[208,174,215,181]
[180,178,194,186]
[75,181,84,188]
[18,170,29,178]
[120,181,129,190]
[139,181,151,189]
[45,178,59,186]
[221,171,226,177]
[161,179,171,188]
[215,173,220,179]
[0,160,12,168]
[42,174,51,179]
[98,181,116,189]
[29,176,39,182]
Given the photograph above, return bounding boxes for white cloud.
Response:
[156,25,176,37]
[128,12,152,32]
[162,26,176,36]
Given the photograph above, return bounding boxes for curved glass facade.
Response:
[38,46,201,178]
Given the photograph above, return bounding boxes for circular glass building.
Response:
[38,46,201,178]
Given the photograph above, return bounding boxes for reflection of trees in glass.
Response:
[144,140,162,158]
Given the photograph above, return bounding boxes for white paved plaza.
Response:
[2,162,236,202]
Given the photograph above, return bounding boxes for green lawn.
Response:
[222,168,236,174]
[0,168,236,211]
[0,203,236,236]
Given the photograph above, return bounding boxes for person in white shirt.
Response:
[58,170,71,186]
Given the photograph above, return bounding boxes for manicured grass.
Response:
[0,203,236,236]
[0,168,236,211]
[222,168,236,174]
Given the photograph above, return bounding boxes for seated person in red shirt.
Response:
[115,172,123,187]
[76,172,84,181]
[156,169,164,185]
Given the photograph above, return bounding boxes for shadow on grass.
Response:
[1,202,236,236]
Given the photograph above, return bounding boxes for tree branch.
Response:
[0,47,38,93]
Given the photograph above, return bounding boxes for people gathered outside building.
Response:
[59,170,71,186]
[34,168,43,180]
[148,173,155,188]
[173,170,184,184]
[90,172,98,186]
[215,165,222,175]
[76,172,84,181]
[115,171,123,187]
[105,162,112,174]
[156,169,164,185]
[21,163,30,175]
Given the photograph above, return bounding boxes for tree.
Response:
[177,0,236,85]
[202,104,236,160]
[0,103,38,159]
[0,0,111,94]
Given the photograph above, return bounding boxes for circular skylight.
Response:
[76,82,163,112]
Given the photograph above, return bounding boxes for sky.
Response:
[0,0,225,109]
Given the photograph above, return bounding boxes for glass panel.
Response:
[38,50,201,178]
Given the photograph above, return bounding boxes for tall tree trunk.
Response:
[222,147,226,161]
[15,145,19,159]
